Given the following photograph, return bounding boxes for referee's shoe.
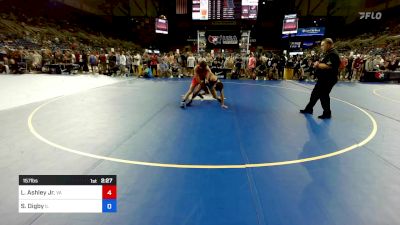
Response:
[299,109,313,114]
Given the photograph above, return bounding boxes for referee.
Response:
[300,38,340,119]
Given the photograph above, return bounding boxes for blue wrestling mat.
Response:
[1,78,400,225]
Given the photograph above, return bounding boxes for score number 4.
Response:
[102,185,117,199]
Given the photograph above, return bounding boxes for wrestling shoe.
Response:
[180,101,186,109]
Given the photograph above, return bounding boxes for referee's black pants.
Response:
[305,80,337,115]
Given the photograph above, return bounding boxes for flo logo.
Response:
[359,12,382,19]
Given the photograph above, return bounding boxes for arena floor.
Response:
[1,75,400,225]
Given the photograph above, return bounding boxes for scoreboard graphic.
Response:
[193,0,254,20]
[19,175,117,213]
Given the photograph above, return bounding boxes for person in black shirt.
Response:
[231,54,242,79]
[300,38,340,119]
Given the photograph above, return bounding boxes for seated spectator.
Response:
[255,62,268,80]
[269,62,279,80]
[364,56,374,72]
[141,64,153,78]
[224,54,235,70]
[158,59,169,77]
[0,55,10,74]
[169,60,181,78]
[373,55,384,71]
[304,58,316,81]
[386,55,399,71]
[0,49,9,74]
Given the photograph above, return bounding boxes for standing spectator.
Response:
[241,53,249,77]
[119,51,127,76]
[108,51,117,76]
[270,58,279,80]
[346,55,353,80]
[150,53,158,77]
[197,53,206,63]
[71,51,76,64]
[74,51,82,71]
[233,54,243,78]
[248,52,256,79]
[126,52,133,76]
[99,51,108,74]
[277,54,286,80]
[339,55,348,80]
[168,52,175,66]
[82,51,89,73]
[25,51,34,72]
[133,52,141,75]
[186,52,196,76]
[32,51,42,71]
[89,52,98,74]
[142,52,150,68]
[352,55,363,81]
[206,53,214,68]
[214,53,224,68]
[54,49,63,64]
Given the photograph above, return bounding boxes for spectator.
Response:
[141,64,153,78]
[82,51,89,73]
[170,59,181,78]
[98,51,108,75]
[186,52,196,76]
[89,52,98,74]
[339,55,348,80]
[133,52,141,75]
[352,55,363,81]
[126,52,133,76]
[150,53,158,77]
[108,51,117,76]
[159,59,169,77]
[119,51,127,76]
[364,55,374,72]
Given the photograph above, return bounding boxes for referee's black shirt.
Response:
[316,48,340,82]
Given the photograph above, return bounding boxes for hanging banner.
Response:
[297,27,325,36]
[282,27,325,38]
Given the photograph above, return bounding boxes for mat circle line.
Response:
[373,87,400,104]
[28,81,378,169]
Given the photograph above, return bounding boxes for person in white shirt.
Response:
[186,52,196,76]
[119,52,127,76]
[133,52,141,75]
